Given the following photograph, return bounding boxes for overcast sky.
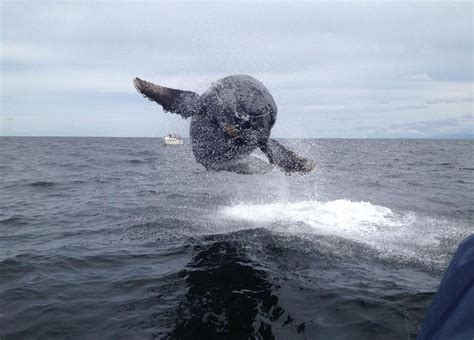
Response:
[1,1,473,138]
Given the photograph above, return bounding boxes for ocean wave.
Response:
[27,181,56,187]
[0,215,30,226]
[127,159,145,164]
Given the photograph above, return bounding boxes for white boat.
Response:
[163,132,183,145]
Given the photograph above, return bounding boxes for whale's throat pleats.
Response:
[133,77,201,119]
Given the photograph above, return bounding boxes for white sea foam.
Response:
[223,199,404,228]
[218,199,448,261]
[222,199,412,230]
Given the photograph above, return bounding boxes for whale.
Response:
[133,74,315,174]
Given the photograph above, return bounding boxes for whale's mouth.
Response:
[229,113,270,134]
[223,124,264,146]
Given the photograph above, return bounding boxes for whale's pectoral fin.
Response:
[260,138,316,174]
[133,77,201,118]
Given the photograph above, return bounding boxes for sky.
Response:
[1,1,473,138]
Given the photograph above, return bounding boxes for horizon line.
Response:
[0,135,472,140]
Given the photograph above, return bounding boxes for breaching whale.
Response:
[133,75,315,175]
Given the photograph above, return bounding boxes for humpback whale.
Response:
[133,75,315,174]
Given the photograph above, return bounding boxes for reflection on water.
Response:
[172,240,283,339]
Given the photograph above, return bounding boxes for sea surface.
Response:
[0,137,472,339]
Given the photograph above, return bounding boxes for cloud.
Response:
[360,114,473,138]
[1,1,472,137]
[425,96,473,105]
[1,42,53,62]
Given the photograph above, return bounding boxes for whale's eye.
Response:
[235,112,250,122]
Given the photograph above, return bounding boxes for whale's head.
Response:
[201,75,277,146]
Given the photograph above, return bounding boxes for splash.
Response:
[221,199,415,236]
[222,199,406,229]
[218,199,448,264]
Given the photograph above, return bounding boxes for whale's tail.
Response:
[133,77,201,119]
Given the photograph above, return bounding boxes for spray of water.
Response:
[218,198,465,270]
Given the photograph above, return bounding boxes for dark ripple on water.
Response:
[27,181,57,187]
[0,215,31,226]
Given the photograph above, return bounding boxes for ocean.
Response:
[0,137,472,339]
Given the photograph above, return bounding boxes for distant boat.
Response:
[163,132,183,145]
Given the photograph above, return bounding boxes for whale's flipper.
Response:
[260,138,316,174]
[133,77,201,118]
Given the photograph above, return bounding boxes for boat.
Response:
[163,132,183,145]
[417,234,474,339]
